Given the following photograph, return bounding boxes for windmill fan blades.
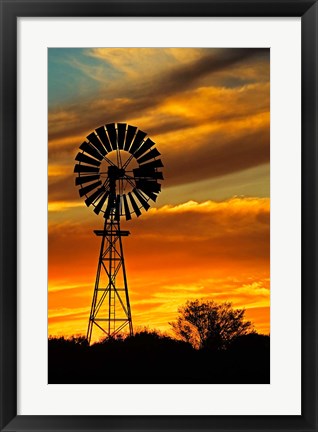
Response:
[133,138,155,159]
[136,180,161,196]
[93,190,109,215]
[87,132,107,156]
[79,180,102,197]
[95,126,112,153]
[128,192,141,217]
[129,130,147,154]
[74,122,163,220]
[139,159,164,169]
[145,181,161,193]
[75,174,100,186]
[79,141,103,161]
[122,194,132,220]
[85,186,106,207]
[152,171,164,180]
[136,148,161,165]
[132,188,150,211]
[74,164,99,174]
[124,125,137,151]
[136,187,157,202]
[117,123,126,149]
[75,152,101,167]
[105,123,117,150]
[133,166,163,179]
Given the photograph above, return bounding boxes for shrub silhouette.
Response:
[170,299,254,350]
[48,329,269,384]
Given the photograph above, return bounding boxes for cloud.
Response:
[48,48,269,142]
[123,198,270,273]
[75,48,268,98]
[152,48,268,96]
[87,48,269,99]
[162,120,269,186]
[49,197,270,284]
[48,201,83,212]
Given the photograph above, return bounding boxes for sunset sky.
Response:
[48,48,270,342]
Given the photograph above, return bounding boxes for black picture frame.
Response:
[0,0,317,431]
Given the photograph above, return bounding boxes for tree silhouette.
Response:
[170,299,254,350]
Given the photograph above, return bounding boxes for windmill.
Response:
[74,123,163,344]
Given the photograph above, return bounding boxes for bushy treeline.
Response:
[48,330,270,384]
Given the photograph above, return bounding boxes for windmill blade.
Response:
[124,125,137,151]
[146,181,161,193]
[136,148,161,165]
[79,180,102,197]
[115,194,121,221]
[95,126,112,153]
[74,164,99,174]
[128,192,141,217]
[122,194,132,221]
[79,141,103,161]
[93,190,109,215]
[135,187,157,202]
[105,123,117,150]
[132,188,150,211]
[133,166,156,178]
[136,179,161,193]
[75,152,101,167]
[139,159,164,169]
[117,123,126,149]
[85,186,106,207]
[133,166,163,179]
[129,130,147,154]
[87,132,107,156]
[152,171,164,180]
[75,174,100,186]
[133,138,155,159]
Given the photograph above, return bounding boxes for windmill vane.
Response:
[74,122,164,344]
[74,122,163,220]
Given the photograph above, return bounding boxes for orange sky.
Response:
[48,48,270,342]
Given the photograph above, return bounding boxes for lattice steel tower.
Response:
[74,122,163,344]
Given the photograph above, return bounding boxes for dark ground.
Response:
[48,331,270,384]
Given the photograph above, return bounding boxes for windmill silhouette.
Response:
[74,123,163,344]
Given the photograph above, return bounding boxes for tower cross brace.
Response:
[86,215,133,344]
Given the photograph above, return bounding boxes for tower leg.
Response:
[86,216,133,345]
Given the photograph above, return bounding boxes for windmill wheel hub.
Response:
[108,165,125,180]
